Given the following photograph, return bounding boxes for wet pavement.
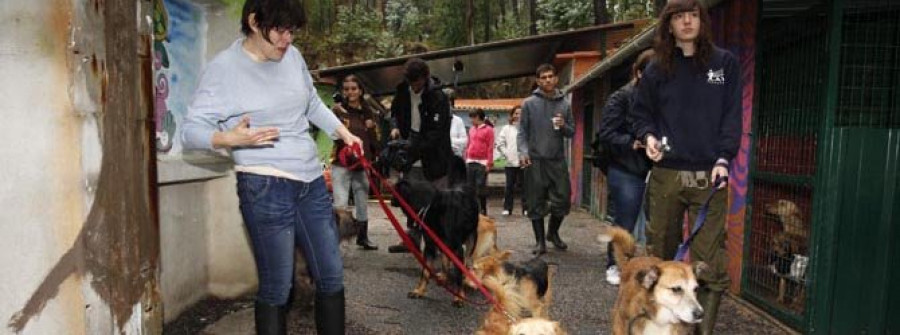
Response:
[189,193,794,335]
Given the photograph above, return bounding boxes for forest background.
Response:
[265,0,666,98]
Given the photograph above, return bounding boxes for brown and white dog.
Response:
[474,260,563,335]
[292,208,358,309]
[764,199,808,306]
[599,226,706,335]
[468,251,552,319]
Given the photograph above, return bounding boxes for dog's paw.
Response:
[452,300,465,308]
[408,291,425,299]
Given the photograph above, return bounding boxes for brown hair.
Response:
[632,49,656,81]
[509,105,522,117]
[341,74,365,95]
[654,0,715,77]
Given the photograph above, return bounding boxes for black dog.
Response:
[392,170,479,306]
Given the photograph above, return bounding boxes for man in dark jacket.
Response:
[387,58,453,253]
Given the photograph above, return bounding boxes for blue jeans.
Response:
[606,165,647,268]
[331,165,370,222]
[237,173,344,305]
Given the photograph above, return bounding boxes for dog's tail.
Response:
[597,225,636,268]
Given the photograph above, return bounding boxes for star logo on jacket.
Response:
[707,69,725,85]
[433,113,440,122]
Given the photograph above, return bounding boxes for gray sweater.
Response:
[517,88,574,160]
[181,39,341,182]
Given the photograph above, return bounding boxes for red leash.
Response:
[338,144,502,309]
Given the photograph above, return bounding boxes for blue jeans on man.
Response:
[237,173,344,305]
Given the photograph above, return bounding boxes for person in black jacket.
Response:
[596,49,655,286]
[386,58,453,253]
[631,1,742,333]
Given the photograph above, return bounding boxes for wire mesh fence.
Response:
[747,0,899,330]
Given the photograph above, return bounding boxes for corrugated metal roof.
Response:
[314,20,650,97]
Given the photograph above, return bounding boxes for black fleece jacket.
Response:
[631,46,742,171]
[597,82,651,177]
[390,76,452,181]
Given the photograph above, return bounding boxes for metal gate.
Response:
[745,0,900,332]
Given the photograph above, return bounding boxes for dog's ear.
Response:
[497,250,512,261]
[693,261,709,278]
[637,266,660,289]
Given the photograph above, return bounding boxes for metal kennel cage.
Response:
[745,0,900,332]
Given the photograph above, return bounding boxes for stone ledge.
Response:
[157,152,233,185]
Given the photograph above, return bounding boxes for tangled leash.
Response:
[338,144,509,315]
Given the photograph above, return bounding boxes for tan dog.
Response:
[599,226,706,335]
[764,199,808,306]
[292,208,358,309]
[472,214,500,260]
[468,250,552,319]
[475,268,563,335]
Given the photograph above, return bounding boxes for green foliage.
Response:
[385,0,427,41]
[608,0,656,22]
[536,0,594,33]
[332,5,382,46]
[429,0,467,48]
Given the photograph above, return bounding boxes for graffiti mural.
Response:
[152,0,204,153]
[710,0,757,293]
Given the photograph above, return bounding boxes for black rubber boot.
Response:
[388,228,421,253]
[355,220,378,250]
[254,301,286,335]
[315,290,345,335]
[695,288,722,335]
[531,218,547,255]
[547,215,568,250]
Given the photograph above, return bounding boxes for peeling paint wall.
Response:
[2,0,163,333]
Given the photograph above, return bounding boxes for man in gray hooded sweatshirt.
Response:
[518,63,574,255]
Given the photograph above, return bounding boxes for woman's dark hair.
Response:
[241,0,306,43]
[469,108,486,120]
[632,49,656,81]
[509,105,522,117]
[341,74,366,95]
[654,0,714,76]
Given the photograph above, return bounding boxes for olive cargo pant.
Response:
[646,167,730,291]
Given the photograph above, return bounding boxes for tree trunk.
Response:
[512,0,519,21]
[499,0,506,28]
[467,0,475,45]
[595,0,609,24]
[528,0,537,35]
[484,0,491,42]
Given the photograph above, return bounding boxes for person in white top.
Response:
[450,114,468,157]
[496,105,527,216]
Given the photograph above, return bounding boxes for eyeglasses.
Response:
[538,74,556,80]
[272,27,299,36]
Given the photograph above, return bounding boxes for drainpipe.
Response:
[562,0,725,93]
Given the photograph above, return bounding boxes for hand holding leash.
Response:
[711,166,728,190]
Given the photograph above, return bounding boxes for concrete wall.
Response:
[154,0,257,322]
[0,1,91,333]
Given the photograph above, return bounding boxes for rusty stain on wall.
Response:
[7,0,160,333]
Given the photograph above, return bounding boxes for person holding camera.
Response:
[596,49,655,285]
[631,1,742,333]
[386,58,453,253]
[331,74,379,250]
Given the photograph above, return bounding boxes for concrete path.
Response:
[204,197,792,335]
